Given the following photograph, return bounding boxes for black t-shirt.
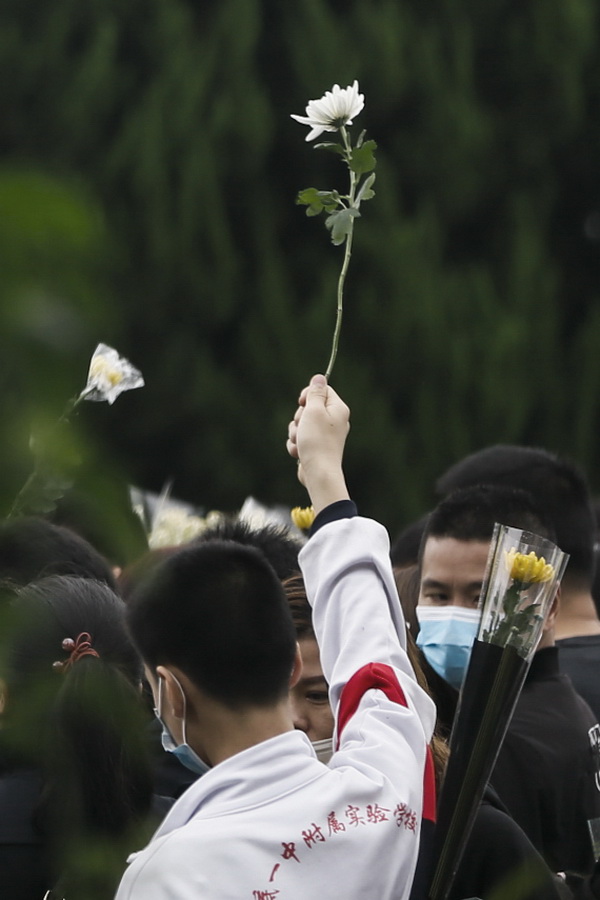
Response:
[491,646,600,875]
[451,790,563,900]
[557,634,600,724]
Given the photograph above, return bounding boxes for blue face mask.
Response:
[415,606,481,691]
[154,675,211,777]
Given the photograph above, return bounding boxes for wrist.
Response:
[304,470,349,516]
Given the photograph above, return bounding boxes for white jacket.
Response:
[115,516,436,900]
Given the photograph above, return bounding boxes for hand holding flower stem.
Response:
[326,125,356,380]
[292,82,377,380]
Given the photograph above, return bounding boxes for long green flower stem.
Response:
[325,126,357,382]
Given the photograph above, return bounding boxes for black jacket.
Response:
[491,646,600,875]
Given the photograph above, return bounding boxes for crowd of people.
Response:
[1,374,600,899]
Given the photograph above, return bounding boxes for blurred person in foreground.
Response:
[0,576,154,900]
[0,515,116,588]
[115,375,435,900]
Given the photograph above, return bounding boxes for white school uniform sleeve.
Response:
[299,515,436,790]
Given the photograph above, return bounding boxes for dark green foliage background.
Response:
[1,0,600,537]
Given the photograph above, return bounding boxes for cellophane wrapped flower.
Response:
[479,524,568,660]
[8,343,145,518]
[81,343,144,405]
[429,523,569,900]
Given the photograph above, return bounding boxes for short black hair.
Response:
[436,445,592,583]
[423,484,556,555]
[127,540,297,710]
[0,517,116,589]
[284,572,314,640]
[194,518,302,581]
[391,514,430,570]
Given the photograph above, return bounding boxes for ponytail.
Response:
[39,653,153,895]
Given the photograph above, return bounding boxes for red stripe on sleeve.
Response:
[335,662,436,823]
[336,662,409,746]
[423,746,437,822]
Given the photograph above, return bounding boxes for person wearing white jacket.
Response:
[115,374,436,900]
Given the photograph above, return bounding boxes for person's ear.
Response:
[543,585,560,633]
[156,665,185,720]
[0,679,7,715]
[289,643,303,689]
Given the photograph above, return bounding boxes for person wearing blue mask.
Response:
[153,671,211,777]
[415,483,600,880]
[415,529,487,691]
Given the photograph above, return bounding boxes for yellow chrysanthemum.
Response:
[291,506,315,531]
[506,548,554,584]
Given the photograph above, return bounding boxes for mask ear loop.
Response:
[155,671,190,745]
[169,672,190,745]
[154,676,163,719]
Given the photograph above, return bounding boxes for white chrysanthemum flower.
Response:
[291,80,364,142]
[81,343,144,405]
[238,496,293,530]
[148,508,224,549]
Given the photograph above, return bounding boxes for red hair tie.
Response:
[52,632,100,671]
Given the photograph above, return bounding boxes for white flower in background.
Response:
[238,496,294,530]
[8,343,145,518]
[147,508,225,549]
[291,80,364,142]
[80,343,144,405]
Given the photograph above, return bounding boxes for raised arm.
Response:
[286,373,350,514]
[288,375,436,758]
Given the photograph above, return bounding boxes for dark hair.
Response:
[436,445,594,584]
[391,514,430,570]
[394,564,421,636]
[284,572,314,640]
[424,484,556,552]
[0,516,116,589]
[591,497,600,615]
[127,540,297,709]
[117,546,181,603]
[1,575,152,894]
[194,518,302,580]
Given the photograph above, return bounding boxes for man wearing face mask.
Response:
[416,484,600,878]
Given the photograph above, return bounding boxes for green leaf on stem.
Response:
[325,207,360,246]
[313,142,345,156]
[296,187,339,217]
[356,173,376,205]
[349,140,378,175]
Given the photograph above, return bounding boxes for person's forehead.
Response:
[298,636,324,678]
[420,536,491,584]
